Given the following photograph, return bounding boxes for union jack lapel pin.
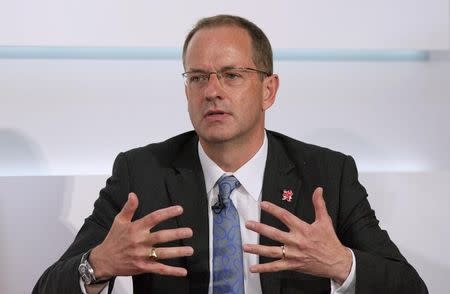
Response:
[282,189,293,202]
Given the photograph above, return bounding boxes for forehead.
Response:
[184,25,254,69]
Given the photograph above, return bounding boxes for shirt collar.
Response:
[198,132,268,201]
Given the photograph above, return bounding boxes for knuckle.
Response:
[272,229,284,240]
[114,214,125,224]
[280,211,290,221]
[290,260,304,270]
[134,259,146,271]
[127,232,142,248]
[127,223,137,233]
[150,231,163,244]
[132,245,143,257]
[128,240,139,250]
[155,263,167,274]
[148,213,160,225]
[272,231,282,240]
[126,226,139,239]
[303,227,312,238]
[295,254,308,263]
[274,263,283,271]
[295,239,307,250]
[175,229,185,238]
[271,247,279,257]
[178,228,191,238]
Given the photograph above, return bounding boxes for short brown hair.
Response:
[182,15,273,75]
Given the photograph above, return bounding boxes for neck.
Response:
[200,129,265,172]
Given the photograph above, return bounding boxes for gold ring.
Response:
[149,247,158,260]
[281,245,286,259]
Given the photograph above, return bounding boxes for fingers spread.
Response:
[260,201,309,232]
[143,263,189,277]
[312,187,328,221]
[146,246,194,260]
[147,227,193,245]
[243,244,283,259]
[118,193,139,222]
[138,205,184,229]
[249,259,288,273]
[246,221,290,244]
[139,246,194,276]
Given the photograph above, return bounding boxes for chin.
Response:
[197,128,236,145]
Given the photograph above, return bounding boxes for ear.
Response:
[261,74,279,111]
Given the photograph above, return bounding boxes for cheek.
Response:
[240,88,264,113]
[235,96,263,126]
[187,97,197,113]
[187,98,204,127]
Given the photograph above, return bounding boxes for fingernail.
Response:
[242,244,249,251]
[246,221,255,229]
[260,202,269,209]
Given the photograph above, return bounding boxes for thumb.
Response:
[312,187,328,221]
[118,192,139,222]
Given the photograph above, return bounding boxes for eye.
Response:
[189,75,200,83]
[188,73,208,83]
[222,71,243,80]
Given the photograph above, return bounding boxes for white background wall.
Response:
[1,0,448,49]
[0,1,449,293]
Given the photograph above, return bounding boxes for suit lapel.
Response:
[162,132,316,294]
[259,133,306,294]
[165,136,210,294]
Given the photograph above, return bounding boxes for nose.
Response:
[203,72,223,100]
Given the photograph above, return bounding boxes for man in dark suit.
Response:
[34,15,427,294]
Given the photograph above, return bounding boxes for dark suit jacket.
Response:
[33,130,427,294]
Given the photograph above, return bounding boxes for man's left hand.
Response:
[243,187,352,285]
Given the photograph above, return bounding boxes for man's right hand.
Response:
[89,192,194,280]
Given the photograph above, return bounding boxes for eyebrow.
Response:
[185,65,241,73]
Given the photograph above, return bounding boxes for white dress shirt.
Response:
[197,132,356,294]
[82,132,356,293]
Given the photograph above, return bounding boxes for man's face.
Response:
[184,25,277,147]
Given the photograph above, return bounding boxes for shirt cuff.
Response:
[330,248,356,294]
[79,277,109,294]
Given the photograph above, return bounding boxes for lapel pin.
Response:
[282,189,293,202]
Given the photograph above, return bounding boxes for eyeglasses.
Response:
[182,67,271,90]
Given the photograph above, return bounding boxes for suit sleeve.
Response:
[336,156,428,294]
[32,153,131,294]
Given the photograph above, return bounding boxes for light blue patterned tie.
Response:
[213,175,244,294]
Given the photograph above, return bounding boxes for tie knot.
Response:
[217,175,240,201]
